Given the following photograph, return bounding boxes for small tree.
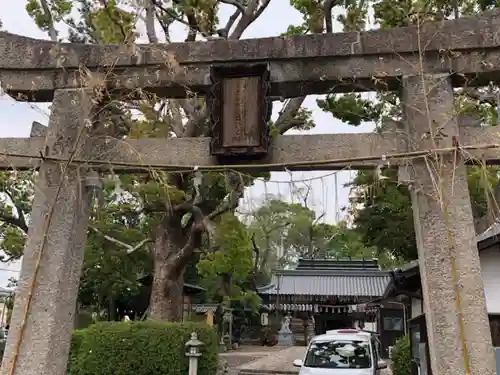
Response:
[391,335,411,375]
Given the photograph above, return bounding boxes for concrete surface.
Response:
[222,346,392,375]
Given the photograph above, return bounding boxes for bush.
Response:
[391,335,411,375]
[68,329,86,373]
[0,337,5,362]
[68,321,219,375]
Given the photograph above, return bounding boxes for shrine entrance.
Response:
[319,313,353,333]
[258,258,389,345]
[1,9,500,375]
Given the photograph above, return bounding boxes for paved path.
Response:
[237,346,306,374]
[221,346,392,375]
[220,346,303,375]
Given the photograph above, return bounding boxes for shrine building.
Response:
[257,258,398,347]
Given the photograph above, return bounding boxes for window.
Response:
[489,315,500,347]
[304,340,372,369]
[383,316,404,331]
[410,326,421,359]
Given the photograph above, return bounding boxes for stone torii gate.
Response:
[1,9,500,375]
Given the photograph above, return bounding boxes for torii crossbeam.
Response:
[1,9,500,100]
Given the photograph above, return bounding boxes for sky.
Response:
[0,1,375,287]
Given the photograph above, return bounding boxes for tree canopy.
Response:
[246,198,398,271]
[338,1,500,262]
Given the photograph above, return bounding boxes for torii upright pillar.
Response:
[0,89,96,375]
[401,74,497,375]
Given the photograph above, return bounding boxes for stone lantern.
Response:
[185,332,204,375]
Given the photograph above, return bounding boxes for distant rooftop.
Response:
[258,257,390,298]
[476,220,500,243]
[294,258,380,272]
[0,286,14,297]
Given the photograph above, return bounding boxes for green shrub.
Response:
[391,335,411,375]
[67,329,87,373]
[0,338,5,362]
[68,321,219,375]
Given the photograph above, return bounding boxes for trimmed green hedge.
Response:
[68,329,86,370]
[68,321,219,375]
[391,335,411,375]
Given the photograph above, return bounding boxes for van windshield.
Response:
[303,339,372,369]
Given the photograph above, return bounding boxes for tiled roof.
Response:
[259,272,391,297]
[295,258,380,271]
[192,304,219,313]
[0,287,13,297]
[257,258,389,297]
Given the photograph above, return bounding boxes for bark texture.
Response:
[149,217,186,322]
[149,206,204,322]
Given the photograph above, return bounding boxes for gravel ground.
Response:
[221,346,392,375]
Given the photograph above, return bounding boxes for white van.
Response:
[292,329,388,375]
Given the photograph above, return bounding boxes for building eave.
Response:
[258,273,391,298]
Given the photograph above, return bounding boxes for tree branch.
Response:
[1,190,29,233]
[100,0,129,42]
[169,225,199,276]
[276,97,307,134]
[167,204,207,275]
[0,254,16,263]
[207,178,245,220]
[324,0,336,33]
[40,0,58,41]
[167,100,186,137]
[89,225,151,254]
[145,0,159,43]
[253,0,271,22]
[152,0,217,41]
[251,234,260,289]
[155,8,170,41]
[229,0,259,39]
[0,215,28,234]
[152,0,193,33]
[185,10,199,42]
[181,101,207,137]
[459,87,496,106]
[219,8,241,38]
[174,202,205,226]
[219,0,246,12]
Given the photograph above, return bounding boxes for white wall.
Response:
[363,322,377,332]
[411,297,423,318]
[0,301,8,326]
[480,245,500,314]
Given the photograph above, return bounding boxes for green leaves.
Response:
[79,181,154,312]
[26,0,72,36]
[391,335,412,375]
[281,24,309,36]
[348,169,417,262]
[347,163,500,263]
[317,94,384,126]
[197,213,253,300]
[478,0,500,10]
[373,0,414,28]
[0,226,26,262]
[0,171,33,262]
[68,322,219,375]
[247,198,398,271]
[87,0,136,44]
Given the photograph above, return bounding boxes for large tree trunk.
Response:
[149,216,188,322]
